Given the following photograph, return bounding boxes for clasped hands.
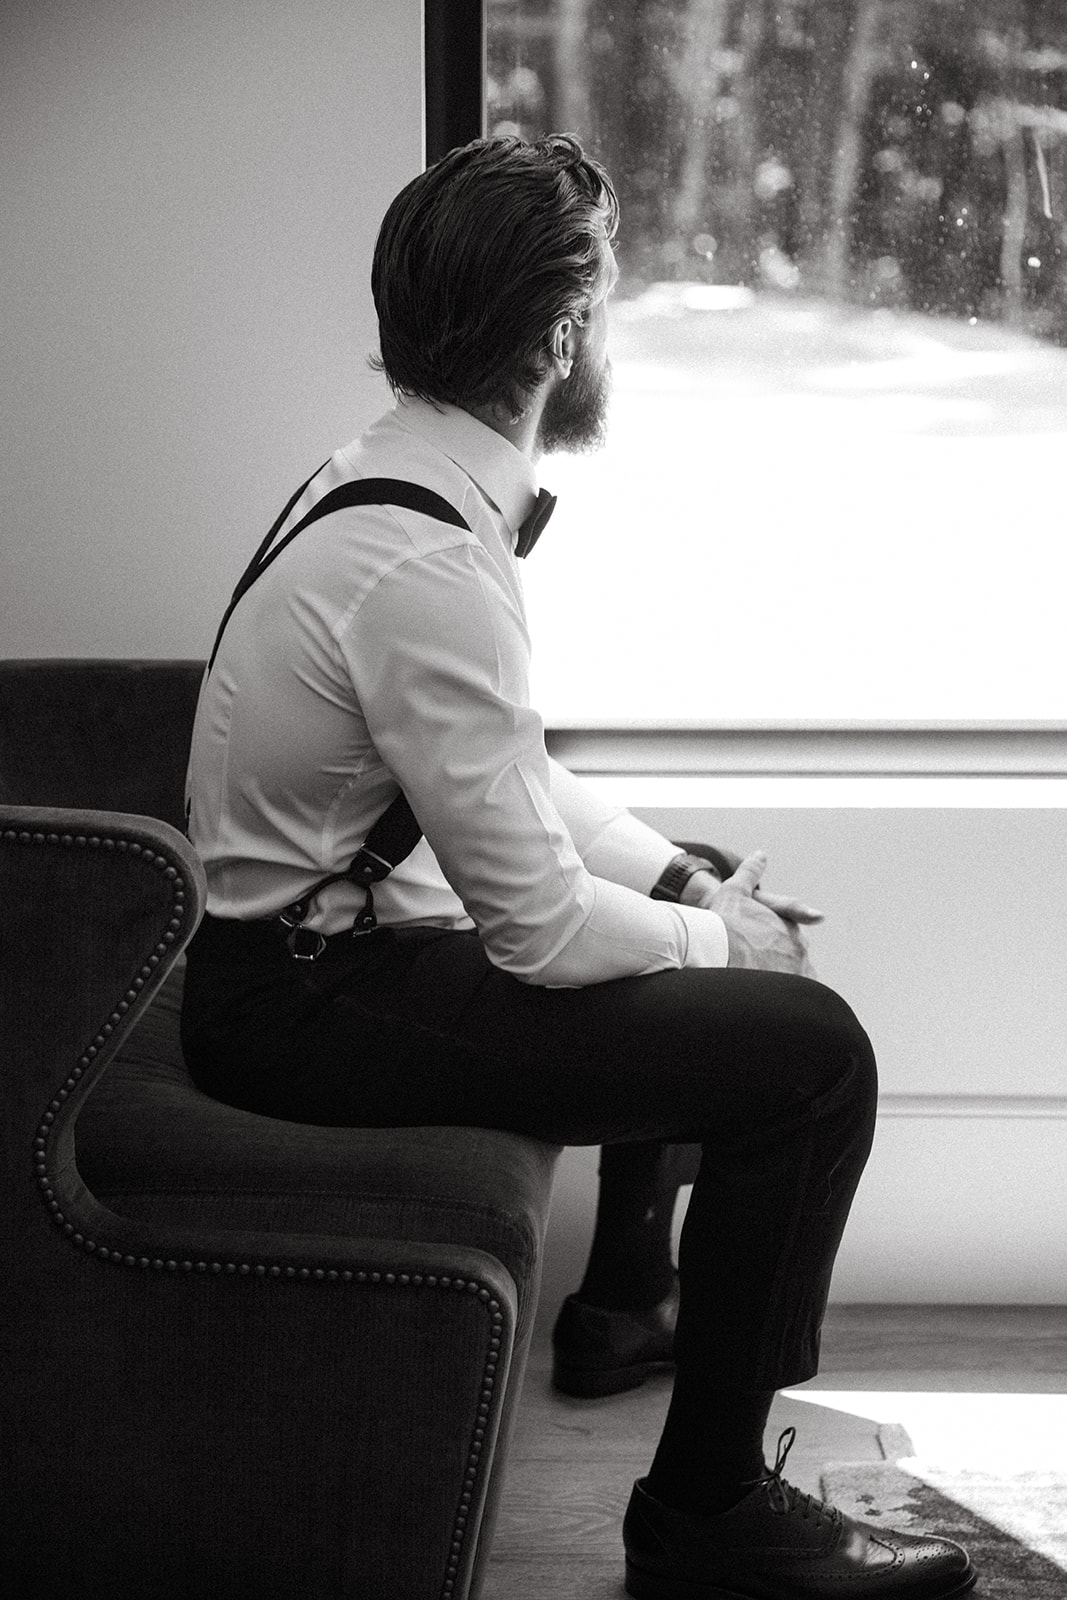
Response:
[679,849,822,978]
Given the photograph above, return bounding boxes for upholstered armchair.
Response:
[0,660,559,1599]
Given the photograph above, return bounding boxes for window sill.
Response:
[546,723,1067,807]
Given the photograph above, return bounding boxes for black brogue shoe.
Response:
[623,1428,977,1599]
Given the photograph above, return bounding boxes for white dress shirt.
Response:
[187,396,728,985]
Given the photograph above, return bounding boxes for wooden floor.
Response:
[484,1304,1067,1599]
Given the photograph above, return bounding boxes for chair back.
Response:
[0,658,204,826]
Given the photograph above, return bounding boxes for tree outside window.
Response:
[487,0,1067,723]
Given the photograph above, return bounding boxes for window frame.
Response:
[424,0,485,165]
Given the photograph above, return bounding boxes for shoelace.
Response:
[759,1427,840,1529]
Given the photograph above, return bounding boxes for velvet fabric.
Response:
[80,961,553,1339]
[0,658,560,1600]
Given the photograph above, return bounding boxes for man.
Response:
[182,134,975,1599]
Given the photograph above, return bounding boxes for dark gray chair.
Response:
[0,659,559,1599]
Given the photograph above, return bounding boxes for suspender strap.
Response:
[208,474,470,672]
[207,460,327,673]
[206,469,472,958]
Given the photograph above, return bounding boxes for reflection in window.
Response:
[487,1,1067,723]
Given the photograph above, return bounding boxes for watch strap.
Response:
[650,851,717,902]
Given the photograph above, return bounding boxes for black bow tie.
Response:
[514,488,557,558]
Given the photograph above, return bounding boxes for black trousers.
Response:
[181,911,877,1391]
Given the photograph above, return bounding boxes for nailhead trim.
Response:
[16,825,194,1242]
[9,821,507,1596]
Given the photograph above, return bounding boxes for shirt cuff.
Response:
[580,809,683,895]
[674,903,730,968]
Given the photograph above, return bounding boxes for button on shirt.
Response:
[187,396,728,986]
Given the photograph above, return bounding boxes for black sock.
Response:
[577,1142,699,1312]
[647,1382,775,1517]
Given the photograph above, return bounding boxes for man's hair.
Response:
[371,133,618,416]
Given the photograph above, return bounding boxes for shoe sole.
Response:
[625,1556,978,1600]
[552,1358,674,1399]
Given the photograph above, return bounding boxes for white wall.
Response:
[535,795,1067,1325]
[1,0,423,660]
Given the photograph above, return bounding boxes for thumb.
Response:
[727,849,767,895]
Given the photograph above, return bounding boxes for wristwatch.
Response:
[650,851,718,902]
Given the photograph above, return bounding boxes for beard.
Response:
[535,346,612,456]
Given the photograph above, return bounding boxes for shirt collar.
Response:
[392,394,540,547]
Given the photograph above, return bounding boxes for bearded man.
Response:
[181,134,974,1600]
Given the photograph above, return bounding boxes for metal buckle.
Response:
[285,923,327,961]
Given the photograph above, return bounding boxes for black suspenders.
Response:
[207,470,472,958]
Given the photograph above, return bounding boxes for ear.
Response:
[547,316,576,380]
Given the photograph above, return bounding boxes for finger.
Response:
[725,849,767,895]
[754,889,825,925]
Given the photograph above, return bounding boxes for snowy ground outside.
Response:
[525,290,1067,725]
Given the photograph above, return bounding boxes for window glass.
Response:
[487,0,1067,722]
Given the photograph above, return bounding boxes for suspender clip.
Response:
[352,885,379,935]
[350,846,394,885]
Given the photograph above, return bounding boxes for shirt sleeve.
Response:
[547,757,684,892]
[341,542,728,985]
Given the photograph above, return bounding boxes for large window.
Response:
[483,1,1067,724]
